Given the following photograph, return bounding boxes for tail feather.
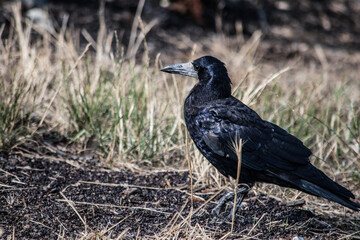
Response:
[274,164,360,211]
[299,179,360,211]
[293,164,355,199]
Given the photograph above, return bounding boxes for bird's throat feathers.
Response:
[187,72,232,105]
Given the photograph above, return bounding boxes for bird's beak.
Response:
[160,62,198,79]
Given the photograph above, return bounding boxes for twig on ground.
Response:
[60,192,93,232]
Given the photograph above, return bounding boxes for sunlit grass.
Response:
[0,74,36,151]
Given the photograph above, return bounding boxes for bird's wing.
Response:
[196,98,312,172]
[199,99,359,203]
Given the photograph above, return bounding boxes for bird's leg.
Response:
[211,183,251,220]
[211,191,235,216]
[224,185,249,221]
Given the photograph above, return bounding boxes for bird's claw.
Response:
[211,184,250,221]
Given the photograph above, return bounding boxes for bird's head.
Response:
[161,56,232,101]
[160,56,231,85]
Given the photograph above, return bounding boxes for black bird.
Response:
[161,56,360,217]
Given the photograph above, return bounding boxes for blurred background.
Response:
[1,0,360,63]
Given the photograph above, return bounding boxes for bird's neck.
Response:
[185,80,231,106]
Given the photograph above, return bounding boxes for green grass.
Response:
[0,74,36,151]
[62,59,170,162]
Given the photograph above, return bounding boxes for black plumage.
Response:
[161,56,360,212]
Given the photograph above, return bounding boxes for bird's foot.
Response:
[211,184,250,222]
[211,191,235,216]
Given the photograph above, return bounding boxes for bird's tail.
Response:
[296,178,360,211]
[276,164,360,211]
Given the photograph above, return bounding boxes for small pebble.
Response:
[292,237,305,240]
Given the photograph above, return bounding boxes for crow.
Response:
[161,56,360,218]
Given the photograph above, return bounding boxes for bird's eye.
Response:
[193,64,200,71]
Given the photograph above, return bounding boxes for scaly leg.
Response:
[211,184,251,220]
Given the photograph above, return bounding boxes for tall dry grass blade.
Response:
[185,131,194,220]
[126,0,145,59]
[231,138,243,233]
[12,3,29,66]
[243,67,290,105]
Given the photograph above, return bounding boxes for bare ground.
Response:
[1,152,359,239]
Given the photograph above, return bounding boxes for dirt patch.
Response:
[1,153,359,239]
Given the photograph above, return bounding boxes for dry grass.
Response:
[1,2,360,239]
